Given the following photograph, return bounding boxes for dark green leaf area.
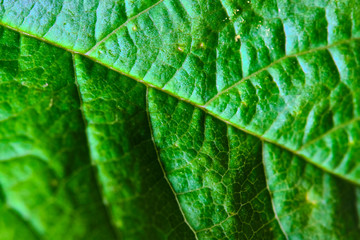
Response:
[264,143,360,240]
[0,27,116,240]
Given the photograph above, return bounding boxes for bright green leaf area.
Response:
[1,0,360,239]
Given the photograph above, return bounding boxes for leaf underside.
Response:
[1,0,360,239]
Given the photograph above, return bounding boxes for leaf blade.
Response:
[73,55,196,239]
[0,26,117,240]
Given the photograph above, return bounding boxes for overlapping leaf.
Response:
[1,0,360,239]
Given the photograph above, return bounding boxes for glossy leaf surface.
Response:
[1,0,360,239]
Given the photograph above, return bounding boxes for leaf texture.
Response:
[1,0,360,239]
[0,27,116,239]
[73,55,196,239]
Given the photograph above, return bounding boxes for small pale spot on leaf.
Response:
[306,192,317,205]
[48,98,53,109]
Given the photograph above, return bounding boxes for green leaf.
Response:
[0,27,116,240]
[73,55,195,239]
[1,0,360,239]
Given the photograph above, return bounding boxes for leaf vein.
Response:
[203,37,360,107]
[145,87,199,240]
[2,23,359,185]
[85,0,165,55]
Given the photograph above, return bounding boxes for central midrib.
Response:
[1,22,359,187]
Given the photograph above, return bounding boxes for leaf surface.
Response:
[1,0,360,239]
[74,55,196,239]
[0,27,116,239]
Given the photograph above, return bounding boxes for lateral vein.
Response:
[85,0,165,55]
[145,87,199,240]
[71,53,120,240]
